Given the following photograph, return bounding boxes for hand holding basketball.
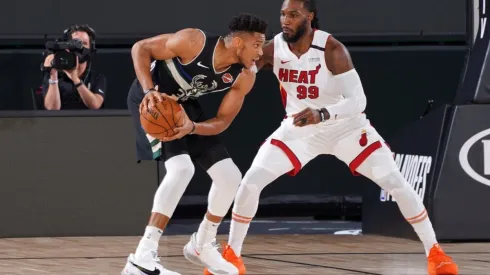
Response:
[139,87,165,114]
[159,112,194,142]
[139,92,186,140]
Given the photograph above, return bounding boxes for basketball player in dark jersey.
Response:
[122,14,267,275]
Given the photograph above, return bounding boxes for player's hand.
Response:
[292,107,323,127]
[159,111,194,142]
[139,86,164,113]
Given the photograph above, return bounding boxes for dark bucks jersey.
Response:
[150,30,243,103]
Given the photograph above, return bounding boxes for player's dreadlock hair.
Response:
[228,13,268,35]
[296,0,320,29]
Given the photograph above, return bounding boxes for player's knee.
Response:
[375,169,410,194]
[207,158,242,188]
[165,154,195,181]
[360,147,401,189]
[220,160,242,187]
[238,166,276,198]
[226,164,242,191]
[233,165,283,217]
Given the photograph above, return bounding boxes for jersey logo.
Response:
[278,64,321,84]
[278,64,322,100]
[176,74,219,101]
[358,129,368,147]
[197,61,209,69]
[222,73,233,84]
[189,75,217,94]
[281,60,291,64]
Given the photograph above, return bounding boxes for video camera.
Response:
[44,38,90,70]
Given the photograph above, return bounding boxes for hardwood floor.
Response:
[0,234,488,274]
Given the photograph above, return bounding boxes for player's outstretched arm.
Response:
[292,36,367,127]
[194,69,256,136]
[132,29,204,108]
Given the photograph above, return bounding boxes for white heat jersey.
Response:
[273,30,342,119]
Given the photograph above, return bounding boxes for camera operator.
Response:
[42,24,106,110]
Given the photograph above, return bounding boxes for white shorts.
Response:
[254,115,388,176]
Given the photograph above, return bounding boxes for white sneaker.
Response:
[121,252,181,275]
[183,233,238,275]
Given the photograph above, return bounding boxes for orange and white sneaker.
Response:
[183,233,238,275]
[204,245,246,275]
[427,244,459,275]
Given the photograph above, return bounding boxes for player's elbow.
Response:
[131,40,148,59]
[131,41,141,55]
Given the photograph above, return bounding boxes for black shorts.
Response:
[127,80,230,170]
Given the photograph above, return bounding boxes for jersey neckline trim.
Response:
[212,37,231,74]
[176,29,207,66]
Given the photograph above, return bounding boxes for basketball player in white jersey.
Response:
[203,1,459,275]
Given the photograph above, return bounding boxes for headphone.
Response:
[62,24,97,53]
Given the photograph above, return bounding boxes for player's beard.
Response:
[282,18,308,43]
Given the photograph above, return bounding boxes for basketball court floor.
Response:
[1,219,489,275]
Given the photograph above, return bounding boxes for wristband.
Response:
[189,122,196,135]
[74,81,84,88]
[318,109,325,122]
[318,108,328,122]
[144,88,156,94]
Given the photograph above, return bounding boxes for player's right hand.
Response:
[139,86,164,113]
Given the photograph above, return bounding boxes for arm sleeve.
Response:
[326,69,367,120]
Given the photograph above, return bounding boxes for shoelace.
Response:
[150,250,161,263]
[429,249,450,261]
[198,239,221,255]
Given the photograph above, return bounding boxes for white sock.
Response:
[135,226,163,259]
[228,218,250,257]
[409,212,438,256]
[226,166,279,257]
[196,217,220,247]
[361,163,438,258]
[143,226,163,242]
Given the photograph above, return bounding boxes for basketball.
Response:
[140,97,184,139]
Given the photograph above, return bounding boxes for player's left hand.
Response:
[159,111,194,142]
[292,107,322,127]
